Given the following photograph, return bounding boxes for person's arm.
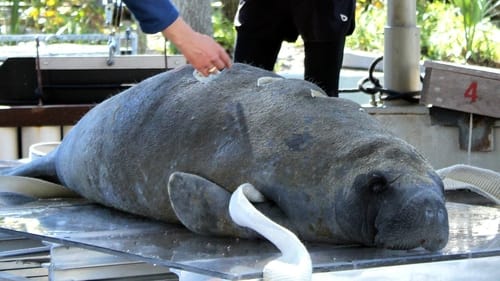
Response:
[123,0,231,75]
[122,0,178,34]
[162,17,231,76]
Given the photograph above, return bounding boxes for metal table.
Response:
[0,199,498,280]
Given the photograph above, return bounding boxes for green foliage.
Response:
[345,3,385,52]
[346,0,499,67]
[357,0,385,11]
[7,0,104,35]
[419,2,464,62]
[451,0,500,64]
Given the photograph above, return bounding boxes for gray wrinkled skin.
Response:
[2,63,448,251]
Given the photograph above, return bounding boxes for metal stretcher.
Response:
[0,198,498,280]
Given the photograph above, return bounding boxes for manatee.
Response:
[1,63,449,251]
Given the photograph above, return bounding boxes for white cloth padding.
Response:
[0,176,79,198]
[437,164,500,205]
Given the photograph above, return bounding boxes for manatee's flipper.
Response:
[168,172,260,238]
[168,172,291,239]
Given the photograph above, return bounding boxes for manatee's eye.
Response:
[368,172,388,193]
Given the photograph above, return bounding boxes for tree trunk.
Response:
[171,0,213,35]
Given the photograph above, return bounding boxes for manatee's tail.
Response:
[0,150,79,204]
[0,150,58,182]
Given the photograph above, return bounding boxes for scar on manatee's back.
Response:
[285,133,314,151]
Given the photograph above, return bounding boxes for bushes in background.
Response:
[346,0,499,67]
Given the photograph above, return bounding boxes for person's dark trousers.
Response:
[304,39,346,98]
[234,32,346,97]
[234,32,283,71]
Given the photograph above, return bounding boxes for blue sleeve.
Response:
[123,0,179,34]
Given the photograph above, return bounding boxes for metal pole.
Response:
[384,0,421,97]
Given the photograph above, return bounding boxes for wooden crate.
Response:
[421,61,500,118]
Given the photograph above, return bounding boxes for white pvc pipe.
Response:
[21,126,61,158]
[0,127,19,160]
[384,0,421,95]
[386,0,417,26]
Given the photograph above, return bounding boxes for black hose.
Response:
[339,56,422,103]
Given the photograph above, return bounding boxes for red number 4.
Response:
[464,81,478,103]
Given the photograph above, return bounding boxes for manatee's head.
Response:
[334,167,449,251]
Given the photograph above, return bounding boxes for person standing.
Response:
[234,0,355,97]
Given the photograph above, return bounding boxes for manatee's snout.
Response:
[375,188,449,251]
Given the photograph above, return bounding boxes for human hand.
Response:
[162,17,232,76]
